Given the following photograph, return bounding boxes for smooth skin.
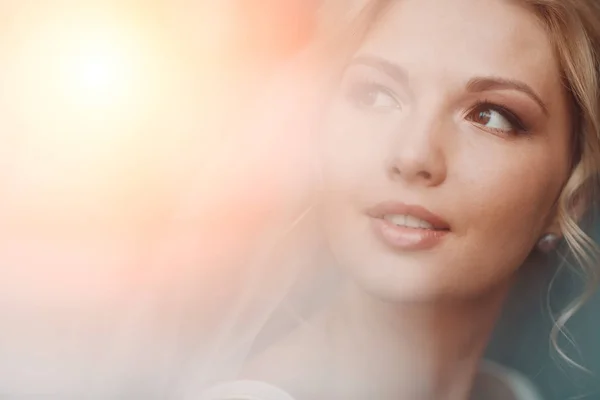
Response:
[245,0,573,399]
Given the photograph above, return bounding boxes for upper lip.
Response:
[366,201,451,230]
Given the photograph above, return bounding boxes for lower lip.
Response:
[370,217,449,251]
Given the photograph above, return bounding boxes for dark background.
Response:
[486,220,600,400]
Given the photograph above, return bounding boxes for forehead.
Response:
[357,0,562,99]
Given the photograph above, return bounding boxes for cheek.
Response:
[320,107,390,192]
[457,148,564,259]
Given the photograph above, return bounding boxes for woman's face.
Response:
[321,0,573,301]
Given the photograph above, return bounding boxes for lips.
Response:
[366,202,450,251]
[366,202,451,231]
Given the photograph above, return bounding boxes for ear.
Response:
[536,161,595,253]
[542,186,590,240]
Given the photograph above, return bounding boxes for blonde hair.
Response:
[312,0,600,370]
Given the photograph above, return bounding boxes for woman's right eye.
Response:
[344,81,399,110]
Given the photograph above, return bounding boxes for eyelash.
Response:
[467,99,530,135]
[343,78,531,135]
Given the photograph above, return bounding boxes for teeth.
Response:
[384,214,434,229]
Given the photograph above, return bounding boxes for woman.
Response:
[196,0,600,399]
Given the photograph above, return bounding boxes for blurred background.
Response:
[0,1,598,399]
[486,222,600,400]
[0,1,318,397]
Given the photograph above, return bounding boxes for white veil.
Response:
[169,1,552,398]
[0,1,550,398]
[161,2,392,397]
[158,53,338,398]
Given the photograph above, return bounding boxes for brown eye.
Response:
[345,81,399,110]
[466,103,527,134]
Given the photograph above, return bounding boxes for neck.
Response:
[321,282,510,400]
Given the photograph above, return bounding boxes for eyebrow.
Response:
[466,77,549,116]
[349,55,410,86]
[348,55,549,116]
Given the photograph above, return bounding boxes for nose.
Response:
[386,117,448,187]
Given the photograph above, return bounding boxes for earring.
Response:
[537,233,560,253]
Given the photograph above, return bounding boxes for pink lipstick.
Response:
[366,202,450,251]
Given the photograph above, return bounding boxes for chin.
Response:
[333,251,442,301]
[334,246,501,303]
[364,276,448,303]
[326,219,497,302]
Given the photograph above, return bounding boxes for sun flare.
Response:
[8,7,163,138]
[72,38,129,97]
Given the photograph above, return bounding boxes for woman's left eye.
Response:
[466,103,527,134]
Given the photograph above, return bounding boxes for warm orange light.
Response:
[8,7,160,141]
[66,33,132,104]
[0,5,175,230]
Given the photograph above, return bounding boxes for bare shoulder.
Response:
[471,361,544,400]
[199,380,296,400]
[238,325,331,400]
